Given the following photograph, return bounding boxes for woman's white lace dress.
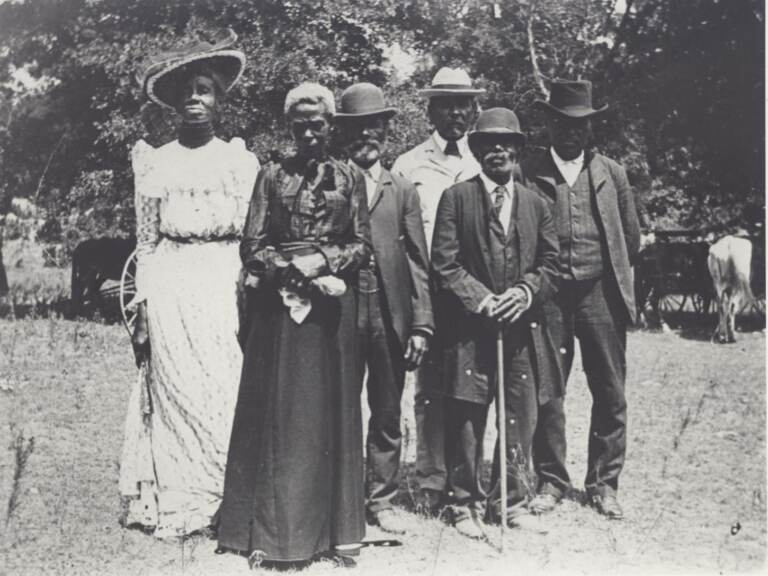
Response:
[119,137,260,538]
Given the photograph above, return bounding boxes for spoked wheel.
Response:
[658,293,686,313]
[691,293,713,315]
[119,250,138,336]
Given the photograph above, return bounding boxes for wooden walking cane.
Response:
[496,329,507,552]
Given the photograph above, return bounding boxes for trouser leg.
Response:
[364,288,407,513]
[575,277,628,494]
[414,361,446,492]
[488,342,538,520]
[532,292,575,495]
[444,398,488,518]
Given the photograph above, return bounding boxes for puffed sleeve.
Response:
[316,167,372,275]
[132,140,161,304]
[229,137,261,224]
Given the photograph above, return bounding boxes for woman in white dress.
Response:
[119,34,260,539]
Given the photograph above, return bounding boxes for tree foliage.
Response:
[0,0,763,250]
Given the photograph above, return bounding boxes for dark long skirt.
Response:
[218,287,365,562]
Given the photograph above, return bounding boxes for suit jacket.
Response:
[519,150,641,322]
[392,134,480,252]
[430,175,564,405]
[367,167,434,347]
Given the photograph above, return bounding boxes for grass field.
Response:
[0,318,765,575]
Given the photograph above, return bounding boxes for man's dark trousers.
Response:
[357,266,407,513]
[533,275,628,497]
[445,333,537,520]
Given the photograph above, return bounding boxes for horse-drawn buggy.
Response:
[634,229,715,326]
[635,227,765,333]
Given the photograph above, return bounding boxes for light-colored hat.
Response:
[418,67,486,98]
[139,30,245,109]
[335,83,398,119]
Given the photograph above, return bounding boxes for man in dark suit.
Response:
[431,108,561,538]
[336,83,434,534]
[519,79,641,520]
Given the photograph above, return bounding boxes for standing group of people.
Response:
[119,34,640,570]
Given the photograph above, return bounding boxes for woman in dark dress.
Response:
[217,82,371,568]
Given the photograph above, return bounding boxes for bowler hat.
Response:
[468,107,526,148]
[418,67,486,98]
[535,79,608,118]
[335,83,398,119]
[139,29,245,109]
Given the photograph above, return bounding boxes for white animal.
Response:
[708,235,754,343]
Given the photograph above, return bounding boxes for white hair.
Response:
[284,82,336,117]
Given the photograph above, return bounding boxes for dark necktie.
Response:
[493,185,506,220]
[444,140,460,157]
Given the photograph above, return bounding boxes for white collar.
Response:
[550,147,584,167]
[479,172,512,198]
[432,131,470,158]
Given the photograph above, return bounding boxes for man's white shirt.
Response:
[550,147,584,187]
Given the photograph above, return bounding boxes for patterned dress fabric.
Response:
[119,137,260,539]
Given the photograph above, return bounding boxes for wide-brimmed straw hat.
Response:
[468,107,526,148]
[335,83,398,119]
[535,79,608,118]
[418,67,486,98]
[139,30,245,108]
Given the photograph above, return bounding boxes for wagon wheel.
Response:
[691,294,712,315]
[119,250,138,336]
[658,294,687,313]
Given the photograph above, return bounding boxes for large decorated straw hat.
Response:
[139,30,245,108]
[417,67,486,98]
[535,79,608,118]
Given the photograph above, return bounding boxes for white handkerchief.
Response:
[279,276,347,324]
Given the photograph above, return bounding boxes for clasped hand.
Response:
[480,286,530,324]
[278,253,327,292]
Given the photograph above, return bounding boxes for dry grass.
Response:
[0,318,764,575]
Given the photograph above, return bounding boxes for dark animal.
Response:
[634,238,713,328]
[71,237,136,319]
[708,232,765,343]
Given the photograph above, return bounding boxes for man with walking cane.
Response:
[430,108,562,539]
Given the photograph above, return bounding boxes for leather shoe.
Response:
[528,491,561,515]
[589,491,624,520]
[369,508,408,535]
[415,488,443,517]
[452,507,486,540]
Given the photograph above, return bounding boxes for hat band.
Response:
[430,83,477,90]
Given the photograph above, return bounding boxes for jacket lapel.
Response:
[468,177,497,290]
[368,168,392,214]
[532,153,561,202]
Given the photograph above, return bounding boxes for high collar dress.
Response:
[217,155,371,563]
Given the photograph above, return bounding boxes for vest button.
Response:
[530,321,538,328]
[465,368,472,376]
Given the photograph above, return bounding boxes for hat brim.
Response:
[418,88,486,98]
[145,50,246,109]
[468,129,526,148]
[535,100,608,118]
[334,108,398,120]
